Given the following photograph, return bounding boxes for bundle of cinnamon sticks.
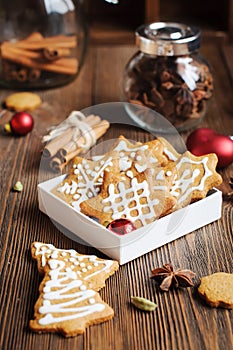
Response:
[42,112,110,172]
[1,32,79,82]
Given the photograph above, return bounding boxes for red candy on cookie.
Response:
[107,218,137,235]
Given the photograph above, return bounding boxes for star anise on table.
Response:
[150,263,196,292]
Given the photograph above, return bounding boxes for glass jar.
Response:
[0,0,87,89]
[122,22,213,132]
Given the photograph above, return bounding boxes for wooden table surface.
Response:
[0,40,233,350]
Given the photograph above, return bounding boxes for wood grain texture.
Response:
[0,38,233,350]
[84,0,232,44]
[145,0,160,23]
[229,0,233,41]
[221,45,233,83]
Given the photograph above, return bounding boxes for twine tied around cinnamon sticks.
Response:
[42,111,110,172]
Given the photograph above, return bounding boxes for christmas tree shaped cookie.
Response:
[30,242,119,337]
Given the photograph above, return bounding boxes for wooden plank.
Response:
[229,0,233,41]
[221,45,233,83]
[145,0,160,23]
[89,24,135,45]
[199,43,233,134]
[94,46,137,104]
[0,41,233,350]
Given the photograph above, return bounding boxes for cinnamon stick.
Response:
[51,120,110,172]
[16,68,28,82]
[28,69,41,82]
[13,35,77,50]
[49,156,64,173]
[25,32,44,41]
[0,31,78,77]
[1,42,42,59]
[43,47,71,61]
[59,120,110,161]
[1,46,78,75]
[43,129,74,158]
[58,116,103,157]
[49,148,83,173]
[43,115,100,158]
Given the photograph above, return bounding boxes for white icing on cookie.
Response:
[33,243,113,279]
[38,259,105,325]
[126,170,134,178]
[113,140,147,153]
[156,170,165,181]
[113,139,149,171]
[57,157,114,210]
[31,243,117,326]
[102,177,160,226]
[119,158,132,171]
[164,147,178,161]
[171,156,212,204]
[134,163,147,173]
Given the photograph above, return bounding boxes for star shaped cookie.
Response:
[170,151,222,209]
[93,135,167,172]
[52,152,119,210]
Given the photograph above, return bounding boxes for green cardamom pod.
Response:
[130,296,157,312]
[13,181,23,192]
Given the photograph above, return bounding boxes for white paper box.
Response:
[38,175,222,265]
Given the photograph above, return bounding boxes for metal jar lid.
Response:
[135,22,201,56]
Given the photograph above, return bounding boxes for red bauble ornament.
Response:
[186,128,233,168]
[5,112,34,136]
[107,218,136,235]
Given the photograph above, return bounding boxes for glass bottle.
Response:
[122,22,213,132]
[0,0,87,89]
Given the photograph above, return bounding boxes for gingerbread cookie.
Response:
[198,272,233,309]
[30,242,119,337]
[111,135,166,171]
[129,140,167,173]
[52,152,119,210]
[80,165,176,228]
[157,136,181,163]
[52,136,167,210]
[51,135,222,232]
[170,151,222,209]
[94,135,167,172]
[5,92,42,111]
[31,242,119,289]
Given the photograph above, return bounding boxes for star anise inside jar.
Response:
[151,263,196,291]
[124,54,213,130]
